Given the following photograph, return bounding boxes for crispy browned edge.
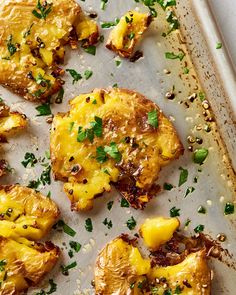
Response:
[106,15,152,58]
[51,88,184,210]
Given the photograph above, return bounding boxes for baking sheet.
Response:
[0,0,235,294]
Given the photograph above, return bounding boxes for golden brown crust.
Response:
[106,11,152,58]
[0,237,60,295]
[50,87,184,211]
[0,0,99,101]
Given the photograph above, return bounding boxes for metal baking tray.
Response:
[0,0,235,294]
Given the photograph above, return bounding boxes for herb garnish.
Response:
[193,148,208,165]
[170,206,180,217]
[163,183,173,191]
[103,218,113,229]
[165,51,185,61]
[66,69,82,84]
[107,200,114,210]
[61,261,77,276]
[85,218,93,232]
[148,110,158,128]
[69,241,81,253]
[84,70,93,80]
[126,216,136,230]
[32,0,53,20]
[194,224,204,233]
[101,0,108,10]
[216,42,222,49]
[121,198,130,207]
[7,35,17,56]
[104,142,122,162]
[224,202,234,215]
[184,186,195,198]
[101,18,120,28]
[77,116,103,143]
[21,152,38,168]
[83,45,96,55]
[198,206,206,214]
[36,103,51,116]
[55,220,76,237]
[178,167,188,186]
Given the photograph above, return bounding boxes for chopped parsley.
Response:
[170,206,180,217]
[104,142,122,162]
[224,202,234,215]
[193,148,208,165]
[198,206,206,214]
[185,218,191,227]
[178,167,188,186]
[66,69,82,84]
[69,241,81,253]
[216,42,222,49]
[61,261,77,276]
[85,218,93,232]
[7,35,17,56]
[35,73,51,88]
[96,146,107,163]
[163,183,173,191]
[101,18,120,28]
[126,216,136,230]
[83,45,96,55]
[121,198,130,207]
[101,0,108,10]
[194,224,204,233]
[166,10,179,34]
[21,152,38,168]
[165,51,185,61]
[55,220,76,237]
[107,200,114,210]
[77,116,103,143]
[36,103,51,116]
[103,218,113,229]
[84,70,93,80]
[32,0,53,20]
[148,110,158,128]
[184,186,195,198]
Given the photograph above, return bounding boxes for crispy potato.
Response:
[139,217,180,250]
[0,0,98,101]
[94,218,211,295]
[148,250,211,294]
[0,185,60,241]
[94,237,150,295]
[0,102,27,177]
[106,11,152,58]
[0,237,60,295]
[50,88,183,211]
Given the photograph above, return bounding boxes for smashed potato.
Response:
[50,88,183,211]
[0,101,27,177]
[0,237,60,295]
[106,11,152,58]
[0,0,98,101]
[94,217,211,295]
[94,236,150,295]
[0,185,60,294]
[0,185,60,242]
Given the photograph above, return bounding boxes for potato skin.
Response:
[0,102,27,176]
[0,0,98,101]
[0,185,60,241]
[51,87,184,211]
[0,237,60,295]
